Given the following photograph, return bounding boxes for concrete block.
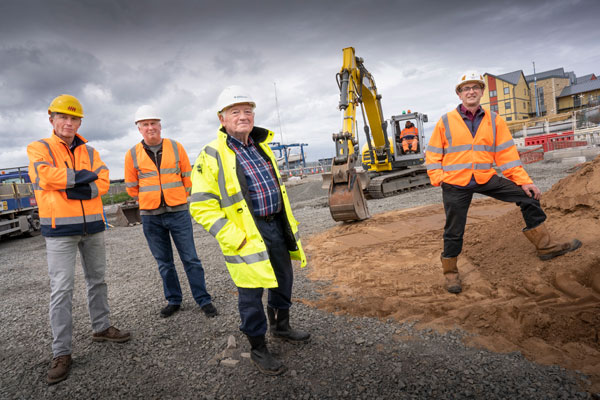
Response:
[561,156,586,165]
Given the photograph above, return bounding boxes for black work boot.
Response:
[267,306,311,344]
[246,334,286,376]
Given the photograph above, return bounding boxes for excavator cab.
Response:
[390,112,428,166]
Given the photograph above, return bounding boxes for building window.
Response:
[537,87,544,106]
[505,102,511,110]
[524,88,528,96]
[506,116,512,121]
[523,102,526,109]
[491,105,498,112]
[489,90,497,97]
[504,87,510,95]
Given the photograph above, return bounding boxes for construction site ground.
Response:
[1,158,598,399]
[305,156,600,393]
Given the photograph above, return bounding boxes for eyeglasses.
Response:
[459,85,482,93]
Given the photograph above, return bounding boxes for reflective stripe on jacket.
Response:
[425,108,532,187]
[124,139,192,210]
[189,126,306,289]
[26,133,109,236]
[400,126,418,139]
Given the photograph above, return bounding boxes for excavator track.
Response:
[366,166,430,199]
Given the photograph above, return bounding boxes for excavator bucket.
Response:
[328,169,370,222]
[114,201,141,227]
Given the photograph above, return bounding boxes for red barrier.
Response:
[519,147,544,164]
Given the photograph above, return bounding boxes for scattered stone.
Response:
[226,335,236,349]
[220,359,239,368]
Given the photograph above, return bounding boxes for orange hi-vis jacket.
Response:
[27,132,109,236]
[124,139,192,210]
[400,126,418,139]
[425,108,532,187]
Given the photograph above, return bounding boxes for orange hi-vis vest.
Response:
[400,126,418,139]
[425,108,532,187]
[27,132,109,236]
[124,139,192,210]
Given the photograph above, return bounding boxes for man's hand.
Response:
[521,183,541,200]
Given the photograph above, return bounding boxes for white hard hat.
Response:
[456,71,486,93]
[134,105,161,125]
[216,85,256,114]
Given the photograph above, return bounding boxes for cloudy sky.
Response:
[1,0,599,179]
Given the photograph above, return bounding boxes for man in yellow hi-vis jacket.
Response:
[189,86,309,376]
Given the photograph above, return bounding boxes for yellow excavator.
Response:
[326,47,430,222]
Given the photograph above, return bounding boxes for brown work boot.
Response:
[523,223,582,261]
[441,255,462,294]
[92,326,131,343]
[47,354,72,385]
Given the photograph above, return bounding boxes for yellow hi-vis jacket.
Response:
[425,108,532,187]
[124,139,192,210]
[189,126,306,289]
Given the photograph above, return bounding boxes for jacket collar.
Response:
[50,131,87,148]
[218,125,272,145]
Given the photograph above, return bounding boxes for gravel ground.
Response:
[0,160,594,399]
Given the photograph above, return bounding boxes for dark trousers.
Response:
[441,175,547,258]
[238,214,293,337]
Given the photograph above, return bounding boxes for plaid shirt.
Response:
[227,135,282,217]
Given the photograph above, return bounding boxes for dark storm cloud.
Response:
[1,0,599,174]
[212,49,266,76]
[0,42,102,111]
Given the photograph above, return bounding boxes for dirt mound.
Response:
[542,157,600,213]
[305,156,600,391]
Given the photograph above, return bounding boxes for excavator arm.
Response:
[328,47,391,221]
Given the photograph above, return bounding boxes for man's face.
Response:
[218,103,254,137]
[457,83,484,108]
[138,120,162,146]
[50,113,81,144]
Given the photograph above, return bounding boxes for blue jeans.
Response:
[141,210,212,307]
[238,214,293,336]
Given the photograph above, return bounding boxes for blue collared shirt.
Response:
[227,135,282,217]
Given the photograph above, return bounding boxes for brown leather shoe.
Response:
[92,326,131,343]
[47,354,72,385]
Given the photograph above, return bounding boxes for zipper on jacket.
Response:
[65,149,87,235]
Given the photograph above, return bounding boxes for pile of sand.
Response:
[304,156,600,391]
